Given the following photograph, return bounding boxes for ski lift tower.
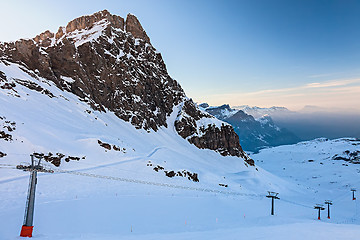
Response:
[324,200,332,219]
[20,154,43,238]
[266,191,280,216]
[314,204,325,220]
[351,189,356,200]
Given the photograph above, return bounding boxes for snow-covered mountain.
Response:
[1,10,360,240]
[235,105,292,119]
[0,10,251,162]
[0,11,279,239]
[236,105,360,141]
[202,104,299,152]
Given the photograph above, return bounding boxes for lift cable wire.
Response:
[0,162,357,213]
[279,198,313,209]
[52,168,264,198]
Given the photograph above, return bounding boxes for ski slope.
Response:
[0,61,360,239]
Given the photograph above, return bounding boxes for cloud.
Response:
[220,78,360,98]
[305,79,360,88]
[308,73,340,78]
[239,78,360,96]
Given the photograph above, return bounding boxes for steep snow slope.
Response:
[0,60,288,239]
[0,60,260,190]
[1,68,359,239]
[0,10,246,158]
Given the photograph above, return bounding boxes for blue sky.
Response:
[1,0,359,111]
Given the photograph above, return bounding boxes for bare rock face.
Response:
[65,10,124,33]
[33,30,54,47]
[0,10,252,163]
[1,10,184,129]
[175,99,254,165]
[125,14,150,43]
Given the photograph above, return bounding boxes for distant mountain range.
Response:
[234,105,292,119]
[200,104,300,152]
[236,105,360,141]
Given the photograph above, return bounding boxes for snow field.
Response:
[1,61,360,239]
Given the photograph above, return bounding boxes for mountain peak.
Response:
[65,10,124,34]
[31,10,151,47]
[125,13,150,43]
[0,11,250,162]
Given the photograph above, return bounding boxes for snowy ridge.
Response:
[258,115,281,131]
[0,59,266,193]
[206,106,237,119]
[177,101,230,139]
[235,105,292,119]
[67,19,110,48]
[202,104,237,120]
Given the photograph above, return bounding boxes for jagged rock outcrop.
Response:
[0,10,183,129]
[0,10,251,162]
[65,10,124,34]
[125,14,150,43]
[175,100,254,165]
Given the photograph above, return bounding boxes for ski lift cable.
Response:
[53,168,265,198]
[62,167,329,210]
[2,160,357,210]
[279,198,313,209]
[0,162,268,198]
[0,163,17,167]
[1,152,29,156]
[2,163,349,209]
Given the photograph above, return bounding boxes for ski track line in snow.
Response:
[146,146,165,158]
[48,147,166,174]
[0,172,29,184]
[0,147,165,184]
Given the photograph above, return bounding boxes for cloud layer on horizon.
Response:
[196,78,360,112]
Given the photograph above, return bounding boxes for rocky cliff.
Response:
[0,10,251,163]
[175,100,250,161]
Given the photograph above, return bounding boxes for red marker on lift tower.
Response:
[314,204,325,220]
[351,189,356,200]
